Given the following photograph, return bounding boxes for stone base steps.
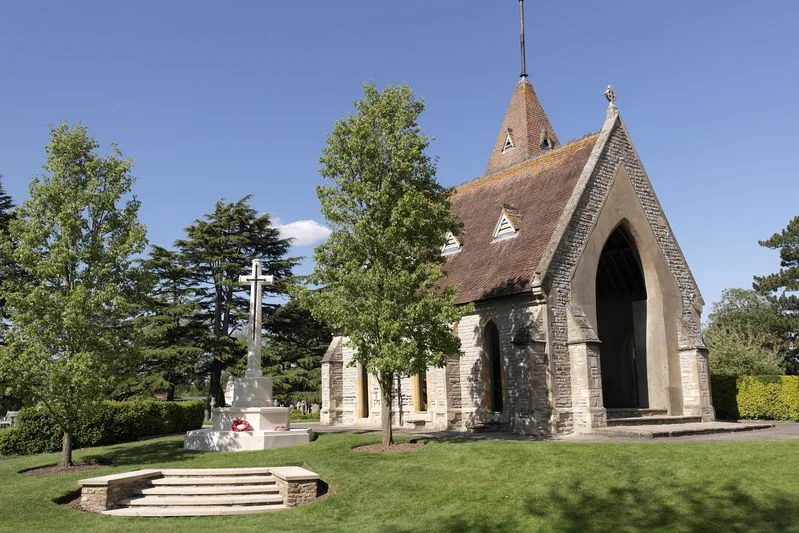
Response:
[606,408,668,419]
[140,484,279,496]
[103,504,288,517]
[120,493,284,507]
[607,415,703,427]
[151,475,277,485]
[593,421,775,439]
[86,467,318,517]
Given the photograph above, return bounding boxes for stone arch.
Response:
[569,164,684,417]
[483,320,503,412]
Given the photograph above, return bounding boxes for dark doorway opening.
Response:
[484,321,503,412]
[596,224,648,408]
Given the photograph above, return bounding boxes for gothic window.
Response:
[484,321,503,412]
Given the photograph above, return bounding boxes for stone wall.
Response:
[79,470,162,512]
[330,340,450,430]
[455,295,550,435]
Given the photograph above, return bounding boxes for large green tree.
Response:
[121,245,205,400]
[305,83,467,446]
[175,197,295,408]
[754,215,799,373]
[263,298,332,408]
[0,175,16,329]
[0,124,149,466]
[0,175,21,415]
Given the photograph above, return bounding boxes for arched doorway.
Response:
[596,223,648,408]
[483,321,503,412]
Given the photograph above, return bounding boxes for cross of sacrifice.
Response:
[238,259,274,378]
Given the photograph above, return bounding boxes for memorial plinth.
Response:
[184,377,312,452]
[184,259,312,452]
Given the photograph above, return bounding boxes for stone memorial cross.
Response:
[238,259,274,378]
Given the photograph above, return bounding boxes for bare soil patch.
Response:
[353,440,426,453]
[21,462,103,475]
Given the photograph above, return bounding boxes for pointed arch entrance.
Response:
[483,321,503,412]
[595,223,648,408]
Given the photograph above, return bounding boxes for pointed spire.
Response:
[483,2,559,175]
[484,79,560,175]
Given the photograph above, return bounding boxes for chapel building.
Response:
[320,65,714,437]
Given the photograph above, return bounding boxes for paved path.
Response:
[296,421,799,444]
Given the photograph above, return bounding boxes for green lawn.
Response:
[1,433,797,532]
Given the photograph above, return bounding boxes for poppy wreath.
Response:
[231,418,252,432]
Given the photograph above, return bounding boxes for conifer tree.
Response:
[126,245,205,400]
[0,175,16,332]
[305,83,467,446]
[263,298,332,408]
[754,215,799,373]
[0,175,20,415]
[0,124,149,466]
[175,197,296,407]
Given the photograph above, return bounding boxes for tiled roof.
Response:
[443,133,600,304]
[484,78,560,175]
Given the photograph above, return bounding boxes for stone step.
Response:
[160,467,272,476]
[152,475,276,485]
[102,504,288,517]
[139,484,280,496]
[121,493,284,507]
[606,408,668,419]
[606,415,703,427]
[593,421,775,439]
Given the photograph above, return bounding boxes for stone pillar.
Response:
[270,467,321,507]
[679,347,715,421]
[568,340,607,433]
[79,470,162,512]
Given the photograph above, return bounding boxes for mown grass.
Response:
[1,433,797,532]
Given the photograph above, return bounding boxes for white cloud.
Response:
[276,219,331,246]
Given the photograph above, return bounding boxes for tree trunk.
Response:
[379,373,394,447]
[59,431,73,468]
[209,358,224,408]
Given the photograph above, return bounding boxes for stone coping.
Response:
[79,466,319,487]
[78,469,161,487]
[269,466,320,481]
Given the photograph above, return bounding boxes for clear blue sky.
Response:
[1,1,797,314]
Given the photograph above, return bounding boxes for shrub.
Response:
[0,399,204,456]
[705,324,784,376]
[710,375,739,419]
[712,375,799,421]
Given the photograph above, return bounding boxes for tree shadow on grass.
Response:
[525,479,798,533]
[82,439,200,467]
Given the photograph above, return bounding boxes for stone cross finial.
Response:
[238,259,274,378]
[604,85,617,108]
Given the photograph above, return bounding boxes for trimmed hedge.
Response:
[711,375,799,421]
[0,399,204,456]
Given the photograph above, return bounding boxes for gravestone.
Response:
[184,259,312,452]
